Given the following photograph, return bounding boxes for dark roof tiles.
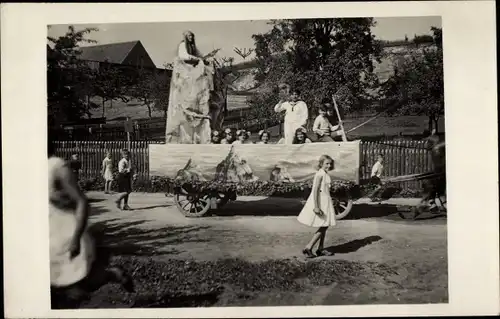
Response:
[78,41,139,64]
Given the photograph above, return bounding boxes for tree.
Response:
[47,26,99,125]
[152,64,172,119]
[234,47,254,60]
[431,27,442,49]
[412,34,434,47]
[132,68,169,119]
[378,27,444,132]
[93,62,130,117]
[249,18,382,126]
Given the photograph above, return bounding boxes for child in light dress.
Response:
[297,154,336,258]
[48,141,133,308]
[101,151,113,194]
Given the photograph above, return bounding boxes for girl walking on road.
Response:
[101,151,114,194]
[48,141,134,308]
[297,154,337,258]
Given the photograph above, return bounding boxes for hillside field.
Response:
[87,96,445,141]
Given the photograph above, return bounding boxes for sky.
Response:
[48,16,442,68]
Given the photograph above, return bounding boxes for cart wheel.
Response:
[334,198,353,220]
[174,190,211,218]
[436,195,447,213]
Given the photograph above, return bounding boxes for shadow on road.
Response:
[131,204,174,211]
[88,205,211,256]
[324,235,383,254]
[214,197,303,217]
[344,204,400,220]
[213,197,402,220]
[88,198,107,204]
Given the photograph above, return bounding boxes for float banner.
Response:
[149,141,361,184]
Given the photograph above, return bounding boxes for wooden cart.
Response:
[149,141,361,219]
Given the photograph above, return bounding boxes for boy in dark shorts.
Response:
[369,154,384,201]
[69,153,82,182]
[115,149,136,210]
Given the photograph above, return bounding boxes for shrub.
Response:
[77,175,423,198]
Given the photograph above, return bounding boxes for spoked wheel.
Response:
[174,188,211,218]
[334,198,353,220]
[412,195,447,220]
[435,195,447,214]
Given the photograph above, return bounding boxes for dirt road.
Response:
[81,192,448,307]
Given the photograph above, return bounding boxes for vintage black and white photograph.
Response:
[45,16,450,309]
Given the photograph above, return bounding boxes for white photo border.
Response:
[2,1,498,317]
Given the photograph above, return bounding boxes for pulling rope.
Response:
[342,101,405,135]
[383,171,441,183]
[346,111,386,133]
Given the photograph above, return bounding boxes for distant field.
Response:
[89,95,249,122]
[87,96,445,141]
[342,115,445,138]
[247,115,444,143]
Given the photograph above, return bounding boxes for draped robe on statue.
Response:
[165,42,214,144]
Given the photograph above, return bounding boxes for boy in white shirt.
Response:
[274,89,309,144]
[313,104,340,142]
[115,149,137,210]
[369,154,384,200]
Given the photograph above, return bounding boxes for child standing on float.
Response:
[297,154,336,258]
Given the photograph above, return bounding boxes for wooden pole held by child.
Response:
[331,95,348,142]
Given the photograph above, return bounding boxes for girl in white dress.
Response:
[101,151,113,194]
[297,155,336,258]
[48,141,134,308]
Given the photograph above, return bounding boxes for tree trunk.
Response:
[433,116,439,133]
[428,116,433,132]
[147,104,152,119]
[102,98,105,118]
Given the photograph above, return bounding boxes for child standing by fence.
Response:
[69,153,82,182]
[369,154,384,201]
[115,149,136,210]
[101,151,114,194]
[297,154,336,258]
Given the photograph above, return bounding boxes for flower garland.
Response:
[150,176,358,198]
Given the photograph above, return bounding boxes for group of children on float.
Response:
[209,98,343,146]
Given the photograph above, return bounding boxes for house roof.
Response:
[78,41,140,64]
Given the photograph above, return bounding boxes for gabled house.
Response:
[77,40,171,86]
[78,40,156,70]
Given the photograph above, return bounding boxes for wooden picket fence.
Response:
[53,139,434,190]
